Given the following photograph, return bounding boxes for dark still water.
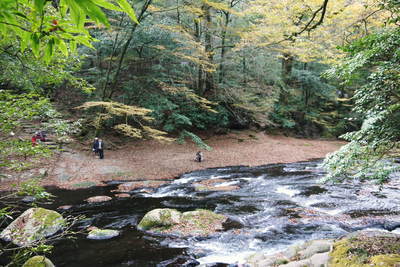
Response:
[5,160,400,266]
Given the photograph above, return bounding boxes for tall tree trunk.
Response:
[281,52,293,84]
[194,19,203,92]
[218,11,230,84]
[203,4,214,96]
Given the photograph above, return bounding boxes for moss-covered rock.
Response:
[370,254,400,265]
[330,229,400,267]
[137,208,181,230]
[87,228,120,240]
[22,256,55,267]
[138,208,228,236]
[0,208,64,246]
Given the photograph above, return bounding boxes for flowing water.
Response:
[3,159,400,266]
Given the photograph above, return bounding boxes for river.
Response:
[4,159,400,266]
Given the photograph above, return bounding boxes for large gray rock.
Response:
[245,239,333,267]
[138,208,228,236]
[297,239,332,259]
[138,208,181,230]
[280,252,330,267]
[22,256,55,267]
[0,208,64,246]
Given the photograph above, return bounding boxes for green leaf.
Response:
[30,33,40,57]
[44,38,55,63]
[90,0,122,11]
[64,0,86,28]
[34,0,46,13]
[115,0,138,24]
[58,39,69,56]
[19,31,30,52]
[76,0,110,27]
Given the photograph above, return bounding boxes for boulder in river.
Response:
[138,208,181,230]
[85,195,112,203]
[329,229,400,267]
[87,228,120,240]
[245,239,333,267]
[0,208,64,247]
[22,256,55,267]
[138,208,227,236]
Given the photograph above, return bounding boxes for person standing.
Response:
[31,134,38,147]
[92,137,99,156]
[97,138,105,159]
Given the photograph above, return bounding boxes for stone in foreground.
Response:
[85,195,112,203]
[138,208,227,236]
[0,208,64,247]
[87,228,120,240]
[22,256,55,267]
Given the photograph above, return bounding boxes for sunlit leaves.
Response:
[0,0,138,62]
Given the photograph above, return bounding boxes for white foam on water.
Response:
[214,181,239,187]
[392,228,400,234]
[276,186,300,197]
[174,176,199,184]
[148,188,188,198]
[303,198,320,206]
[283,167,301,172]
[322,208,344,216]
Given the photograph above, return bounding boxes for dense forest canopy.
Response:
[1,0,400,179]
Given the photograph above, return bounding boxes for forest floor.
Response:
[1,131,345,190]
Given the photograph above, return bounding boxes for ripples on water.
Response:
[3,160,400,266]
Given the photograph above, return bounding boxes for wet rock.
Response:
[57,205,73,210]
[87,228,119,240]
[86,195,112,203]
[158,255,199,266]
[0,208,64,246]
[138,209,227,236]
[222,217,244,231]
[22,256,55,267]
[138,208,181,230]
[194,178,240,192]
[116,180,170,193]
[21,196,36,203]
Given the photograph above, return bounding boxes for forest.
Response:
[1,0,400,266]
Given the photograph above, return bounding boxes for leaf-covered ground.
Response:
[0,131,344,190]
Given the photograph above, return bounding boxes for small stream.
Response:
[4,159,400,266]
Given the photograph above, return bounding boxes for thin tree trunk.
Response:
[218,11,230,84]
[106,0,153,100]
[194,19,203,92]
[203,4,214,95]
[101,15,125,100]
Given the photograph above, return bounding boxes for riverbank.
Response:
[1,131,345,190]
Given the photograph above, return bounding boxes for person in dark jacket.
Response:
[96,138,105,159]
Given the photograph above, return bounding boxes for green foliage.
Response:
[0,91,52,134]
[177,130,212,151]
[0,0,137,62]
[324,27,400,182]
[15,179,54,201]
